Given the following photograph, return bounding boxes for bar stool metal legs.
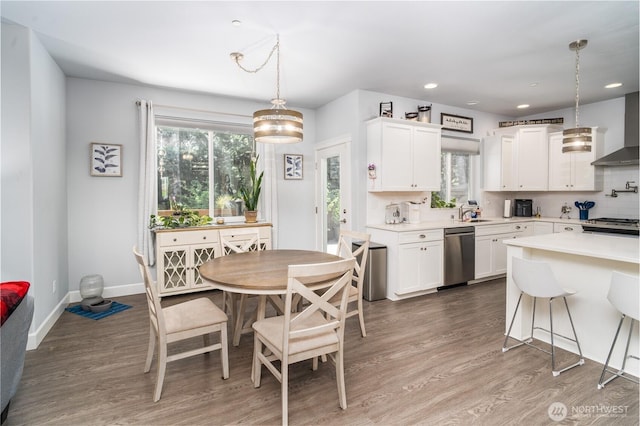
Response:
[503,292,585,376]
[598,314,639,389]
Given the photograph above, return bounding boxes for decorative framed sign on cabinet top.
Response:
[284,154,303,180]
[441,113,473,133]
[90,143,122,177]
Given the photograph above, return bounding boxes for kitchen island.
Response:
[504,232,639,376]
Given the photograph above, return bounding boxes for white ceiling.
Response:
[2,1,638,117]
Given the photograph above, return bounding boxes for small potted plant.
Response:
[239,155,264,223]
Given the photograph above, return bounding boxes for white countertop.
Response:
[366,217,583,231]
[504,231,639,264]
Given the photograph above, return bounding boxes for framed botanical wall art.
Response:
[284,154,303,180]
[90,143,122,177]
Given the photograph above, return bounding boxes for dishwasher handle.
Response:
[444,227,475,236]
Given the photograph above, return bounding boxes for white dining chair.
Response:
[332,230,371,337]
[133,247,229,402]
[503,257,584,376]
[598,271,640,389]
[219,228,262,346]
[252,257,355,426]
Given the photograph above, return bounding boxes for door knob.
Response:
[340,219,347,223]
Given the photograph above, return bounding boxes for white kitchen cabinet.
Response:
[484,125,562,191]
[367,117,441,191]
[548,129,605,191]
[155,224,272,296]
[533,221,554,235]
[474,223,526,279]
[554,222,583,233]
[366,227,443,300]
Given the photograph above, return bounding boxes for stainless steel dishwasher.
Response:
[440,226,475,289]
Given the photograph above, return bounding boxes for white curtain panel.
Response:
[136,100,157,265]
[262,144,279,248]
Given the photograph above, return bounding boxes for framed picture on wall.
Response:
[90,143,122,177]
[441,113,473,133]
[284,154,303,180]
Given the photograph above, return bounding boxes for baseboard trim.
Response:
[27,282,144,350]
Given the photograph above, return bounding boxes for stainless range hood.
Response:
[592,92,639,166]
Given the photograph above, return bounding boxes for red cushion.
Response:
[0,281,30,326]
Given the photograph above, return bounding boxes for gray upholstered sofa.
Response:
[0,292,34,424]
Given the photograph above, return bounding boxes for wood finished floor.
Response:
[9,278,639,425]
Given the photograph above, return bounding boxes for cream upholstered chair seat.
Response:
[133,247,229,402]
[252,312,340,357]
[162,298,228,334]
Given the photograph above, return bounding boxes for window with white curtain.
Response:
[433,134,480,206]
[155,118,257,221]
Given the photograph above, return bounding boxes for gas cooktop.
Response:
[582,217,639,236]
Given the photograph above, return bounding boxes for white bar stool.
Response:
[503,257,584,376]
[598,271,640,389]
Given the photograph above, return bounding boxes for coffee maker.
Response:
[514,199,533,217]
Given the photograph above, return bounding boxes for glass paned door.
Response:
[315,141,351,253]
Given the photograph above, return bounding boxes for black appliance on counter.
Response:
[582,218,639,236]
[514,199,533,217]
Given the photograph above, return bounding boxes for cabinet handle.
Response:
[419,234,426,239]
[565,227,573,231]
[173,238,177,242]
[203,236,207,240]
[515,225,521,230]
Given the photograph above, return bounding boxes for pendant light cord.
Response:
[574,44,581,128]
[232,35,282,103]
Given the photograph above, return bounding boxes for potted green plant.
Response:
[239,155,264,223]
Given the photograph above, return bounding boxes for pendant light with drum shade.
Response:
[563,39,592,153]
[230,35,303,143]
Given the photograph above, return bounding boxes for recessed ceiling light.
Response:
[517,104,530,109]
[529,82,539,87]
[605,82,623,89]
[466,101,479,106]
[424,83,438,89]
[232,19,242,26]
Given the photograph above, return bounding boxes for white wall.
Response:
[66,78,318,293]
[1,22,68,345]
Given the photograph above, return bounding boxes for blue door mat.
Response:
[66,302,132,320]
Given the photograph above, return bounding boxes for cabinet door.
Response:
[517,127,548,190]
[421,240,443,290]
[413,127,441,191]
[191,245,219,288]
[494,233,518,274]
[548,132,572,190]
[474,236,493,279]
[501,136,517,190]
[397,243,424,295]
[397,241,442,294]
[381,123,413,190]
[159,246,190,294]
[571,150,596,190]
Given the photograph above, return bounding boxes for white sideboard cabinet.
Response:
[155,223,272,296]
[367,117,441,192]
[474,223,527,279]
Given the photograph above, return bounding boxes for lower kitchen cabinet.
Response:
[474,223,526,280]
[155,224,272,296]
[367,228,443,301]
[397,240,443,295]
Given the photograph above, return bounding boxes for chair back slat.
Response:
[282,258,355,350]
[219,228,261,255]
[133,247,165,335]
[336,230,370,289]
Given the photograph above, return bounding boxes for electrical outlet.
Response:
[52,280,57,294]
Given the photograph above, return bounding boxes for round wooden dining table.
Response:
[199,249,343,345]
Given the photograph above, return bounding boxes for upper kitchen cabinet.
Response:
[367,117,441,192]
[548,128,605,191]
[484,124,562,191]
